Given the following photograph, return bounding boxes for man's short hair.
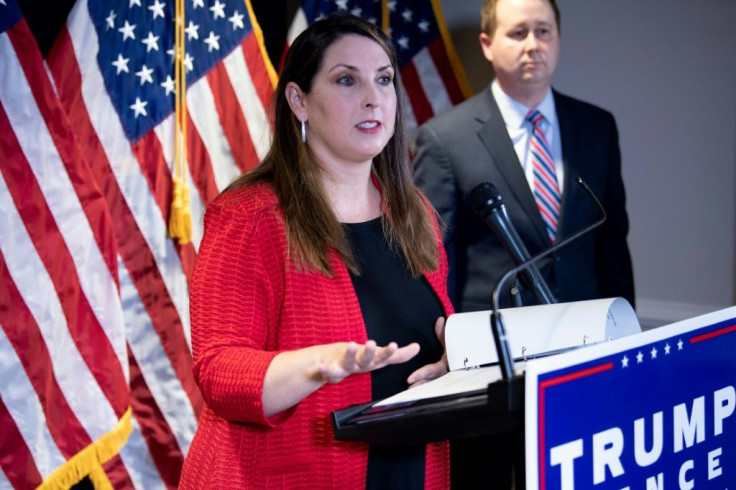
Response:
[481,0,561,36]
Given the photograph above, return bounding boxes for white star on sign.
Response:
[677,339,684,350]
[192,0,204,8]
[664,343,671,355]
[621,355,629,368]
[636,351,644,364]
[650,346,658,359]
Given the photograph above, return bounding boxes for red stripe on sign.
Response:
[537,362,613,489]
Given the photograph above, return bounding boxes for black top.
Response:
[344,217,444,489]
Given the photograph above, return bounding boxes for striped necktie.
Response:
[527,110,561,243]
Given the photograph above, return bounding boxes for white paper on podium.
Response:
[374,298,640,407]
[446,297,640,371]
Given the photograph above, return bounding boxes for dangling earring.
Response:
[301,119,307,144]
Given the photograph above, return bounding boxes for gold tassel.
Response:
[169,0,192,245]
[169,175,192,244]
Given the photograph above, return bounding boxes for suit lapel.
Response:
[477,89,549,244]
[554,91,583,236]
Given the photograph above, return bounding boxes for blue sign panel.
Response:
[526,308,736,490]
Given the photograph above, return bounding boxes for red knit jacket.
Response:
[179,183,453,488]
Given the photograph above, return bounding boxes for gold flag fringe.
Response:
[38,407,133,490]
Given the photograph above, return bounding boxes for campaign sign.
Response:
[525,306,736,490]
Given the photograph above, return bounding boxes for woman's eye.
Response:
[378,75,393,85]
[337,75,354,86]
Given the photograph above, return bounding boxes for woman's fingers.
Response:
[355,340,377,368]
[319,340,421,384]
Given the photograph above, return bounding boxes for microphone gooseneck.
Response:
[484,176,607,381]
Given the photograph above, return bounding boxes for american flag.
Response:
[286,0,470,133]
[3,0,276,486]
[1,0,130,487]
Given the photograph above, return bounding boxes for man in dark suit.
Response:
[414,0,635,311]
[412,0,635,486]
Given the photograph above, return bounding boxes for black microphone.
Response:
[470,181,556,305]
[489,176,607,381]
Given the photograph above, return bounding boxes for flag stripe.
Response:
[187,77,243,192]
[242,30,276,119]
[101,454,136,489]
[131,130,173,226]
[0,119,121,448]
[128,352,187,485]
[427,37,465,105]
[0,369,45,488]
[400,60,434,126]
[117,416,167,489]
[412,47,452,119]
[184,111,220,207]
[0,44,128,418]
[120,261,197,456]
[223,41,271,162]
[207,60,260,172]
[0,248,90,460]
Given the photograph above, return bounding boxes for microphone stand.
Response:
[488,177,607,409]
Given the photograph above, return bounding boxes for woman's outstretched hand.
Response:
[317,340,420,384]
[263,339,419,416]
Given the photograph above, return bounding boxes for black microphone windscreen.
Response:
[470,181,502,215]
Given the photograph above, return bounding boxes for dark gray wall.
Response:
[440,0,736,326]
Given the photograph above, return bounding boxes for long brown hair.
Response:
[226,13,438,277]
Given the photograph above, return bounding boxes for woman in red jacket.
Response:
[180,13,453,489]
